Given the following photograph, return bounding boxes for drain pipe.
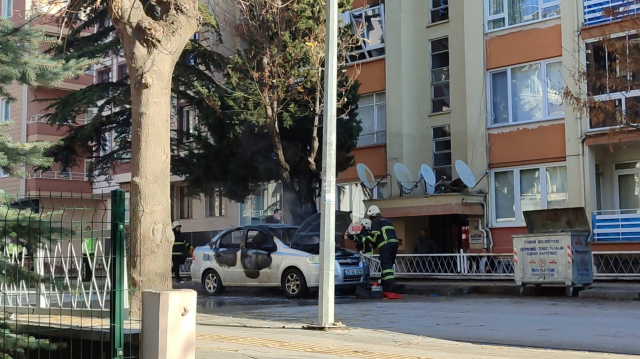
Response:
[461,196,494,252]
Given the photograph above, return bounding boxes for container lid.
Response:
[523,207,591,234]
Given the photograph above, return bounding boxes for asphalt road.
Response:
[181,281,640,356]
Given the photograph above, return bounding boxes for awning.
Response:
[364,194,484,218]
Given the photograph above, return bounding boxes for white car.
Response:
[190,212,370,297]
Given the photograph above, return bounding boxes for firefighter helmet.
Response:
[361,218,372,230]
[366,205,381,218]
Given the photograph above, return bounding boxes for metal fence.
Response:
[0,190,139,359]
[364,251,640,280]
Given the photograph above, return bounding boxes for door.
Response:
[213,229,244,284]
[240,229,278,285]
[614,162,640,214]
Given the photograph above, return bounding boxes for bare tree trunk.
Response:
[128,56,175,317]
[108,0,199,317]
[308,65,323,171]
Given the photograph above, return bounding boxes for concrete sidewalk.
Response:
[195,314,633,359]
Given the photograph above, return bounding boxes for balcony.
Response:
[584,0,640,27]
[592,210,640,242]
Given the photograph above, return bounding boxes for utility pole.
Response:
[317,0,338,328]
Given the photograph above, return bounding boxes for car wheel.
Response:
[282,268,308,298]
[202,270,225,296]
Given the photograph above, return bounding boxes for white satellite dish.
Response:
[357,163,376,190]
[419,164,437,195]
[394,163,418,195]
[455,160,478,189]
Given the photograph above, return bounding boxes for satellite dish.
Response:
[394,163,418,195]
[455,160,477,189]
[357,163,376,190]
[419,164,437,195]
[356,163,390,199]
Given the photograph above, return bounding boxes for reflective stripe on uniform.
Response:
[382,274,395,280]
[381,226,394,241]
[377,238,398,248]
[382,269,394,274]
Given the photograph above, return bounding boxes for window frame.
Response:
[487,58,564,127]
[429,0,449,24]
[179,186,193,219]
[0,167,9,178]
[179,106,197,143]
[1,98,9,122]
[484,0,561,33]
[430,37,450,114]
[205,187,225,218]
[432,125,452,182]
[585,33,640,130]
[357,91,386,147]
[342,4,386,65]
[97,68,111,83]
[2,0,13,18]
[490,162,568,227]
[117,64,128,80]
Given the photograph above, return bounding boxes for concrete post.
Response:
[141,290,197,359]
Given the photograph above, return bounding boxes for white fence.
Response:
[363,251,640,280]
[0,238,128,317]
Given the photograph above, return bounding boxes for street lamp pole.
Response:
[318,0,338,328]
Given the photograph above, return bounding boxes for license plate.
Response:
[344,268,363,276]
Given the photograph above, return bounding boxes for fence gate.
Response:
[0,189,138,359]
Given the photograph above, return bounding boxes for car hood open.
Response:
[289,211,354,255]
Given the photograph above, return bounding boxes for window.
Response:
[430,38,450,113]
[586,35,640,129]
[97,18,111,31]
[179,186,192,219]
[595,163,602,211]
[205,187,225,217]
[84,159,92,180]
[430,0,449,23]
[342,4,385,64]
[86,109,96,122]
[179,106,197,143]
[118,64,128,80]
[357,92,386,146]
[218,230,243,249]
[486,0,561,31]
[170,186,175,221]
[0,167,9,178]
[2,0,13,18]
[97,69,111,83]
[489,59,564,126]
[100,131,113,156]
[491,164,568,226]
[433,126,452,182]
[245,230,276,251]
[1,98,9,122]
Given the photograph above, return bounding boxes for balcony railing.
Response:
[592,210,640,242]
[27,171,88,181]
[28,114,87,125]
[584,0,640,26]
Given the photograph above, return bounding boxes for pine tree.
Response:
[1,16,91,359]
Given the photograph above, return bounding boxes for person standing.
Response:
[265,208,283,224]
[367,205,402,293]
[414,228,437,254]
[172,221,190,283]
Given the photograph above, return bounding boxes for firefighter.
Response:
[172,221,190,283]
[345,219,374,256]
[367,205,402,293]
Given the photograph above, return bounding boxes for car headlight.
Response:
[306,255,320,264]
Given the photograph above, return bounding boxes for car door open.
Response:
[213,229,244,284]
[241,230,278,284]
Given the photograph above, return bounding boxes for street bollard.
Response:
[141,290,197,359]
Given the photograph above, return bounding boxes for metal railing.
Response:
[0,238,128,314]
[592,210,640,242]
[364,251,640,280]
[27,170,88,181]
[28,113,87,125]
[584,0,640,26]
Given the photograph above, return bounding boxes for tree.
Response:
[0,16,90,359]
[563,6,640,133]
[173,0,361,224]
[46,0,362,227]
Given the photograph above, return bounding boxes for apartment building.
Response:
[0,0,105,234]
[343,0,640,256]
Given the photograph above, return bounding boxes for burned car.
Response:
[190,211,370,297]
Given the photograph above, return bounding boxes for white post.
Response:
[318,0,339,328]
